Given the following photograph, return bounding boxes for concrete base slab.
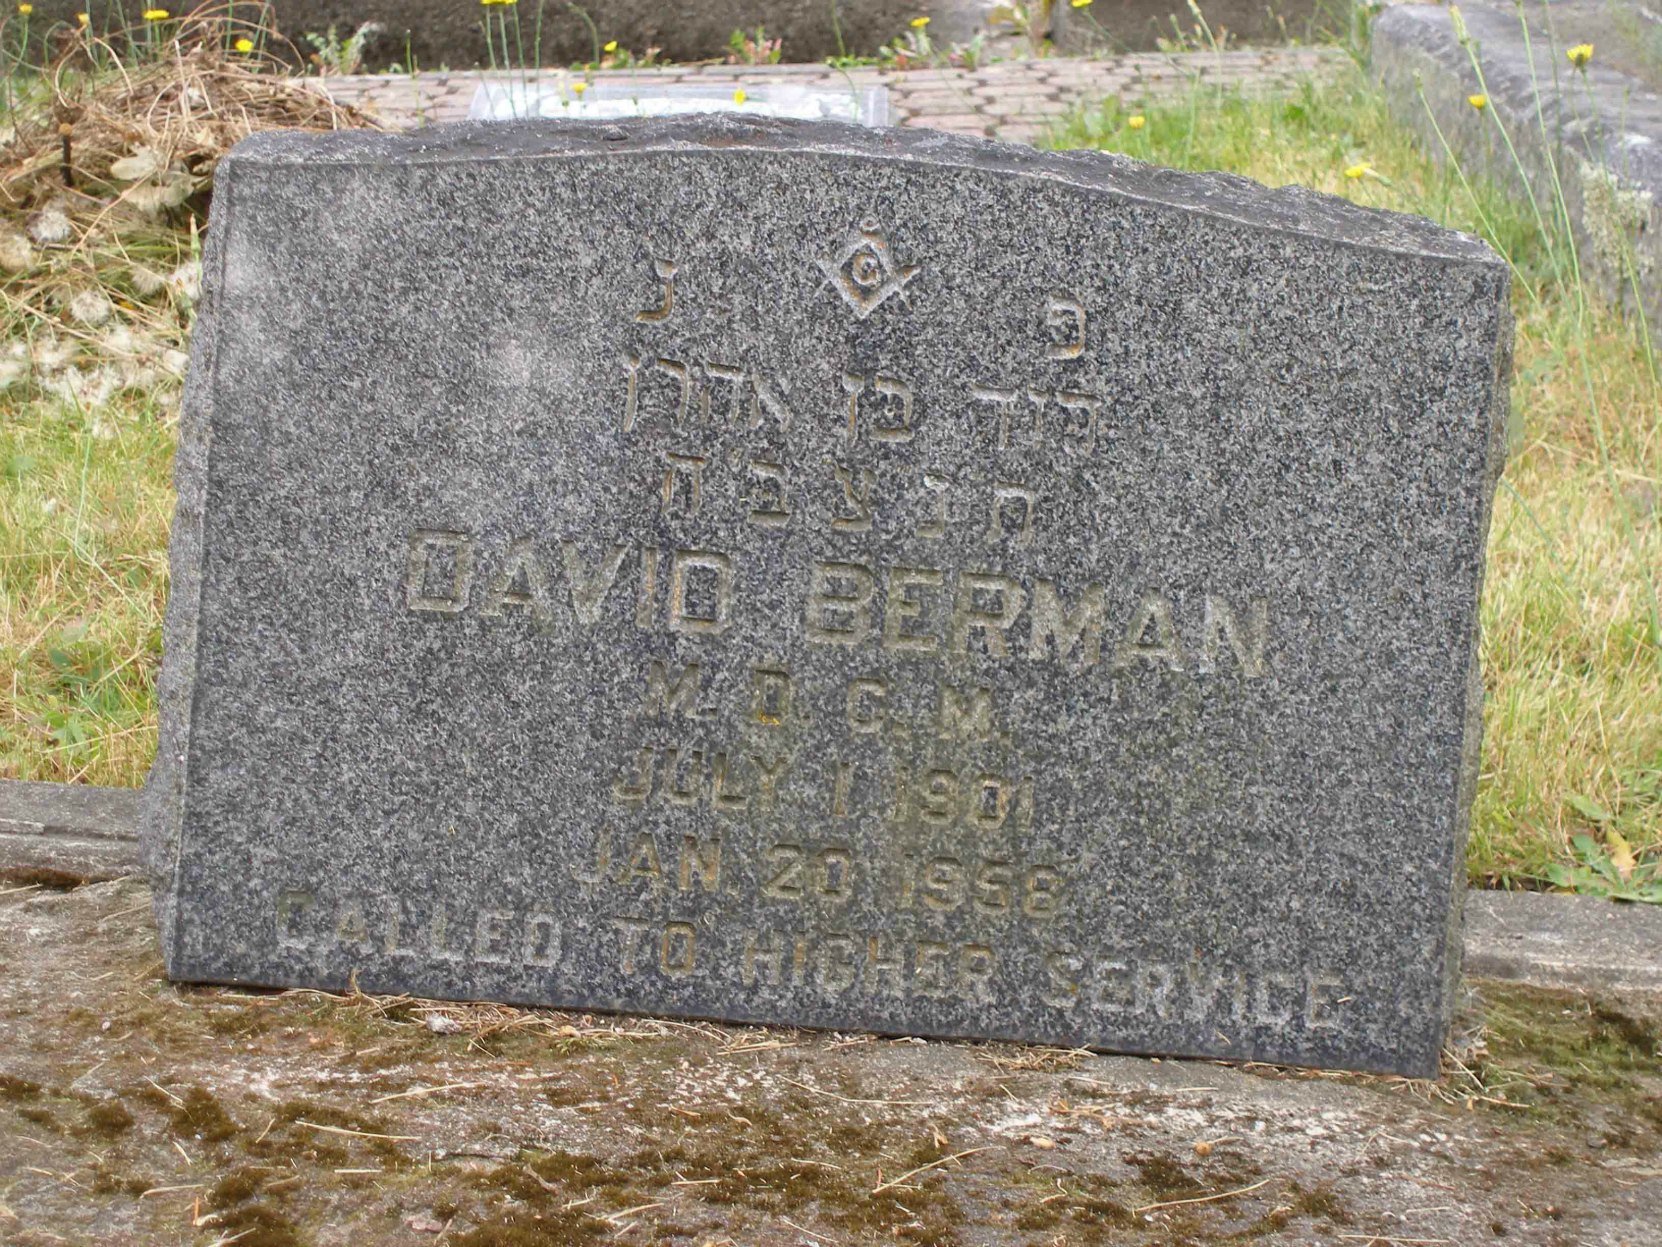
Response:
[0,780,143,886]
[1465,888,1662,991]
[0,877,1657,1245]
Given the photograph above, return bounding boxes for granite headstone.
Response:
[145,116,1510,1076]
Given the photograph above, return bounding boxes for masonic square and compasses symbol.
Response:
[819,218,921,319]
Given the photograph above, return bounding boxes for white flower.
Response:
[168,259,201,302]
[31,333,76,371]
[0,229,34,273]
[43,364,121,409]
[126,174,194,215]
[68,288,113,326]
[28,204,72,246]
[131,266,167,297]
[100,324,140,356]
[109,147,165,181]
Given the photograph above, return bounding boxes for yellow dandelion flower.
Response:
[910,15,929,26]
[1344,162,1370,180]
[603,38,618,52]
[77,10,88,22]
[1127,114,1146,130]
[1467,93,1487,109]
[1071,0,1093,7]
[17,4,32,15]
[572,80,587,95]
[142,7,169,19]
[734,88,748,104]
[234,36,254,52]
[1566,42,1593,68]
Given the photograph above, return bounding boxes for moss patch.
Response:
[450,1209,612,1246]
[79,1098,135,1136]
[0,1074,42,1100]
[171,1085,240,1142]
[1476,986,1662,1121]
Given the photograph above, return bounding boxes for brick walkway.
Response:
[307,47,1349,142]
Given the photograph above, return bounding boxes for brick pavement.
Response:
[304,47,1350,141]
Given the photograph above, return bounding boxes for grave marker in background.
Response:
[145,117,1510,1076]
[467,79,890,125]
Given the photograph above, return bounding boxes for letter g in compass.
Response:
[819,218,921,319]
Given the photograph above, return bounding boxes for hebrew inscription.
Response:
[149,117,1509,1078]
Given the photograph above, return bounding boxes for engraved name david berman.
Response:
[403,531,1269,675]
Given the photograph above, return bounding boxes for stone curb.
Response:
[0,780,142,886]
[1371,3,1662,327]
[4,779,1657,996]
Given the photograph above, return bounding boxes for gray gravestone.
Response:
[145,116,1510,1076]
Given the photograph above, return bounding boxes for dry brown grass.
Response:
[3,27,377,215]
[1,14,380,399]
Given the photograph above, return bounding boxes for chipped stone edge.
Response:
[1440,267,1517,1063]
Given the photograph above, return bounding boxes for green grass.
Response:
[1,62,1657,893]
[0,397,172,784]
[1049,72,1661,890]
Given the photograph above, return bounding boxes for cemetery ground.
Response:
[0,875,1659,1244]
[0,10,1659,1244]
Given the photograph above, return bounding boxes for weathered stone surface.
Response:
[146,115,1510,1076]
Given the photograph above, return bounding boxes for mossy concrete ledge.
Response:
[1372,2,1662,326]
[2,876,1661,1244]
